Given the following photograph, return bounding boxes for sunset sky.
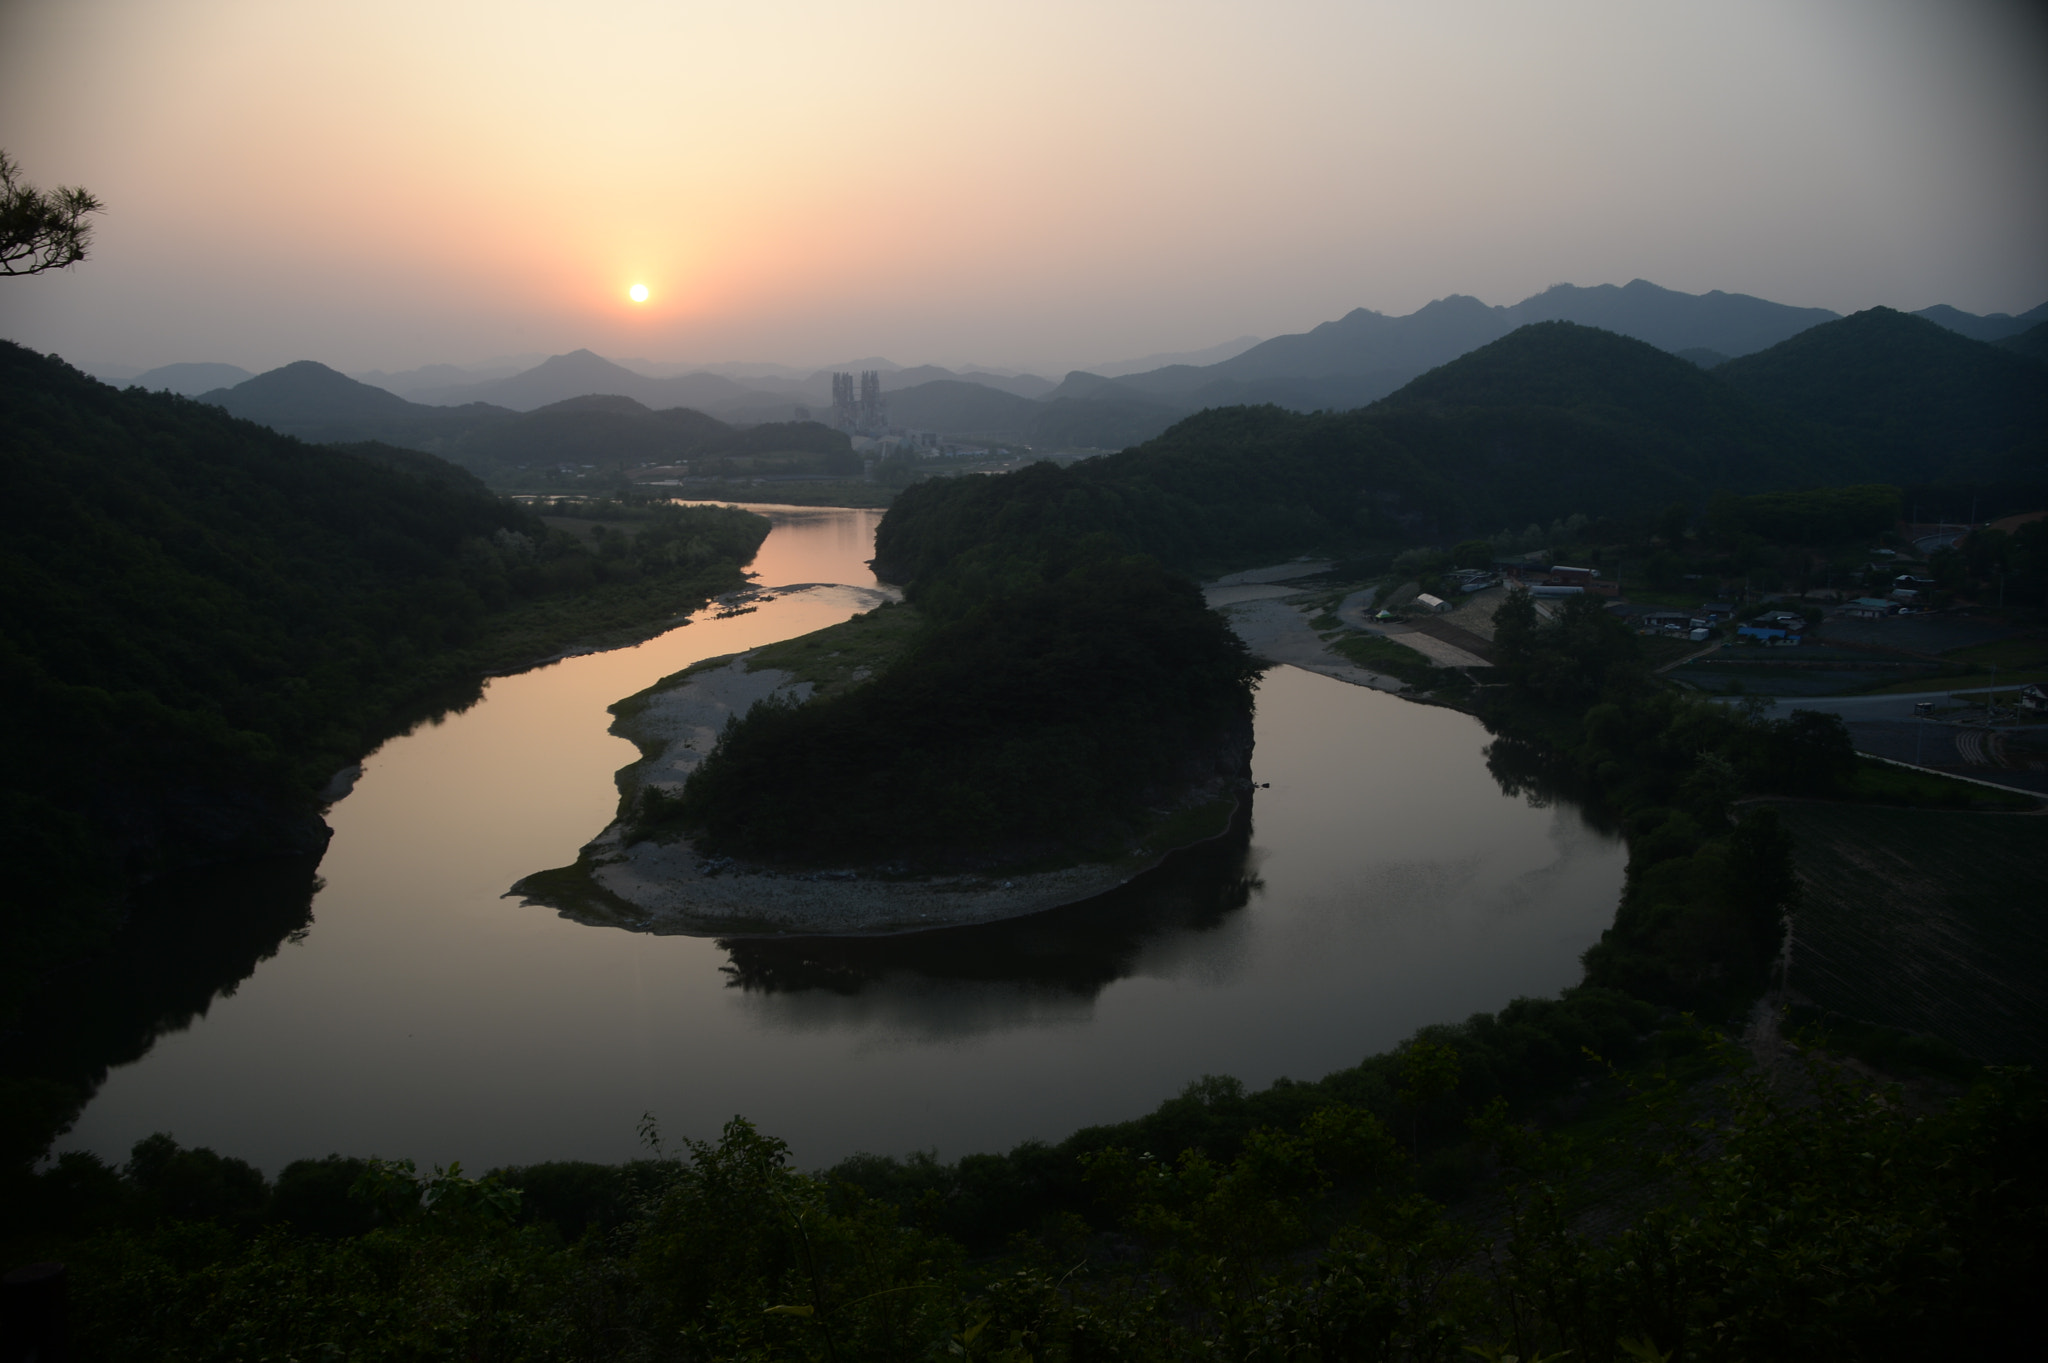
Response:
[2,0,2044,376]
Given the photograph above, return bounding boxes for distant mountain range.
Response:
[195,362,853,476]
[181,279,2044,465]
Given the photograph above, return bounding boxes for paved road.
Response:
[1713,687,2048,795]
[1708,685,2012,723]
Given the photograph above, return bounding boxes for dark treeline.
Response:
[0,343,770,1020]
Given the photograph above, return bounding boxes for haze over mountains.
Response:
[183,278,2046,471]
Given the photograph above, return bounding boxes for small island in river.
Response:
[513,574,1258,935]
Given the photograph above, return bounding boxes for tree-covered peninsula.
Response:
[664,556,1258,868]
[0,342,770,1018]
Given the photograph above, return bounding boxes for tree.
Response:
[1,150,103,276]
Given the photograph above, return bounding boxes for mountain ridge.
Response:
[192,280,2048,456]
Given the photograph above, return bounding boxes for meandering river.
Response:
[56,506,1625,1174]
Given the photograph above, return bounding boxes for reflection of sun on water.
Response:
[628,283,649,303]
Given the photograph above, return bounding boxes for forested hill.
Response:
[199,359,512,446]
[1367,320,1824,493]
[873,326,1788,581]
[1715,306,2048,480]
[876,316,2045,583]
[0,343,770,1014]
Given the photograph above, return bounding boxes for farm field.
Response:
[1773,801,2048,1066]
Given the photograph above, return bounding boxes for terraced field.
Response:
[1775,801,2048,1066]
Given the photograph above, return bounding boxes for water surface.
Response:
[58,506,1623,1172]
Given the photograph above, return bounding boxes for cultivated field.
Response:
[1774,801,2048,1066]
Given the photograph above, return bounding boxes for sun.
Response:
[628,283,649,303]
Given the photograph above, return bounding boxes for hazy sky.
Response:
[3,0,2044,375]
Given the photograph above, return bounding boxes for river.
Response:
[54,505,1625,1174]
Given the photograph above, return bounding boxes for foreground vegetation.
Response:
[7,1013,2038,1359]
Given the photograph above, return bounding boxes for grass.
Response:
[1330,632,1439,689]
[1945,637,2048,670]
[1857,668,2048,695]
[746,601,924,698]
[1637,634,1708,669]
[1769,800,2048,1067]
[1842,756,2038,811]
[609,603,924,727]
[506,855,649,928]
[1848,636,2048,695]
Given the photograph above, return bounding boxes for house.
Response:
[1451,569,1497,593]
[1415,593,1452,613]
[1844,597,1895,619]
[1737,623,1800,645]
[1545,565,1621,598]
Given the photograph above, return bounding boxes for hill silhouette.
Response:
[1380,321,1775,429]
[441,395,732,470]
[132,361,253,395]
[1716,307,2048,479]
[1367,320,1818,504]
[1911,301,2048,343]
[431,397,853,478]
[1095,280,1844,415]
[201,361,511,446]
[197,363,856,480]
[876,320,1880,585]
[1998,320,2048,365]
[405,349,767,412]
[882,379,1042,435]
[1507,280,1840,356]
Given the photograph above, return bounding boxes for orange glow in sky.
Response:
[0,0,2043,372]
